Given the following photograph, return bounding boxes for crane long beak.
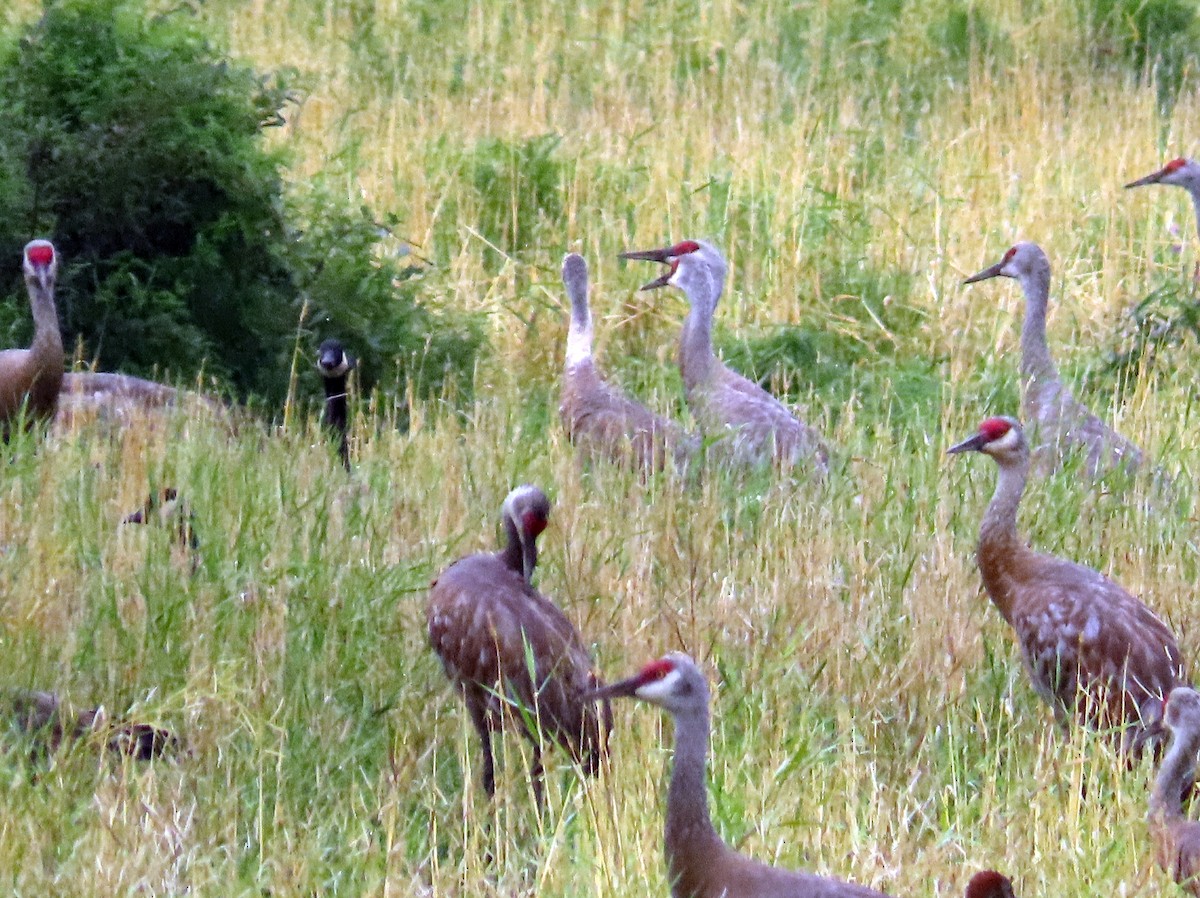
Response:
[638,271,673,291]
[1125,169,1166,189]
[619,247,677,290]
[584,674,643,702]
[947,433,987,454]
[963,261,1004,285]
[618,246,673,263]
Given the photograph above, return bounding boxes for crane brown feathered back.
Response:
[559,253,696,471]
[0,240,64,436]
[619,241,828,472]
[963,243,1144,477]
[949,416,1185,752]
[427,484,611,803]
[590,653,889,898]
[1150,687,1200,895]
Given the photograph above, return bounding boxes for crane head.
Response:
[948,416,1024,458]
[585,652,709,714]
[1165,687,1200,734]
[619,240,704,290]
[501,484,551,581]
[22,239,57,292]
[963,242,1046,285]
[1124,157,1196,189]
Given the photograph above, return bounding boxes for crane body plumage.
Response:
[427,485,610,802]
[1,240,64,435]
[950,416,1185,751]
[560,253,696,471]
[620,241,828,472]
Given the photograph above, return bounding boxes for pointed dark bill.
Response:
[963,261,1004,285]
[618,246,676,290]
[947,432,988,454]
[584,674,643,702]
[1124,168,1167,189]
[618,246,673,263]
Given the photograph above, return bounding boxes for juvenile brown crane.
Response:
[1125,157,1200,242]
[963,871,1015,898]
[1150,686,1200,895]
[1,240,64,435]
[963,243,1143,477]
[590,653,888,898]
[619,240,828,472]
[560,252,696,471]
[949,416,1185,752]
[427,484,610,803]
[316,338,355,470]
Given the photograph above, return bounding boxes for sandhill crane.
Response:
[1,240,64,436]
[1150,686,1200,895]
[948,416,1185,752]
[589,652,888,898]
[964,871,1015,898]
[316,338,354,470]
[427,484,611,804]
[963,243,1143,477]
[7,689,177,761]
[1125,158,1200,241]
[560,253,696,472]
[619,240,829,472]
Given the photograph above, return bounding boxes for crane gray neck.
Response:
[665,703,722,859]
[979,448,1030,550]
[1151,722,1200,821]
[27,279,62,357]
[565,271,593,368]
[677,265,721,390]
[1016,257,1058,385]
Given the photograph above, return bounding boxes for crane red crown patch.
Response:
[979,417,1012,440]
[1002,246,1018,263]
[639,658,675,682]
[522,510,547,537]
[669,240,701,256]
[1166,158,1188,173]
[26,244,54,266]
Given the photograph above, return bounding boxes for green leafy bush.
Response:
[0,0,300,401]
[0,0,485,410]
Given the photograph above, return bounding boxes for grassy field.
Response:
[2,0,1200,895]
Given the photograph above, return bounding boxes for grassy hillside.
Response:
[1,0,1199,895]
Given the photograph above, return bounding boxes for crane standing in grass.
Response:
[948,416,1185,753]
[619,240,829,472]
[1,240,64,436]
[560,252,696,472]
[963,243,1144,477]
[589,652,888,898]
[427,484,611,805]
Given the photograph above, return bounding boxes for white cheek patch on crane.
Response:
[636,667,684,703]
[987,428,1021,453]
